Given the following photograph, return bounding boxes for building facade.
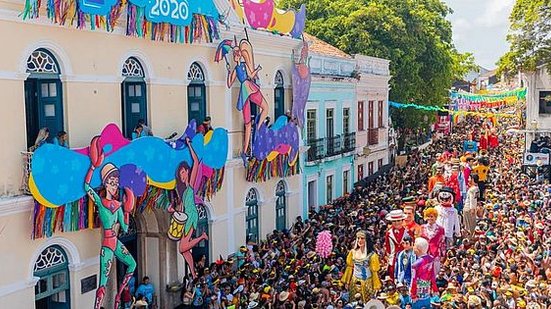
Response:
[0,0,304,307]
[301,35,357,214]
[523,66,551,148]
[353,55,391,184]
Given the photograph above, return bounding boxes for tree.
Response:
[498,0,551,76]
[281,0,474,128]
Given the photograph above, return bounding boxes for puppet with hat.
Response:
[434,187,461,247]
[384,209,410,280]
[341,230,382,302]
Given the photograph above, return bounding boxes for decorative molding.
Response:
[61,74,123,84]
[69,256,100,272]
[28,237,82,283]
[0,71,30,81]
[0,277,40,297]
[0,195,34,217]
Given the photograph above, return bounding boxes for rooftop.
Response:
[303,33,352,59]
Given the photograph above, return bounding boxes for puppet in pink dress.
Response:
[410,238,438,309]
[420,207,446,274]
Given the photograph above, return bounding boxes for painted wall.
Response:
[0,1,303,306]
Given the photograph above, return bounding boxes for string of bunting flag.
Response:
[450,88,527,104]
[389,101,518,118]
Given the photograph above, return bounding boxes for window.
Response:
[245,189,259,243]
[343,170,349,195]
[274,71,285,119]
[306,109,317,141]
[357,164,364,181]
[326,175,333,203]
[121,57,147,138]
[25,49,64,149]
[275,181,286,231]
[187,62,207,125]
[539,91,551,114]
[326,108,334,138]
[378,158,383,170]
[357,101,364,131]
[343,108,350,134]
[368,101,374,129]
[192,204,210,262]
[34,245,71,308]
[378,100,384,128]
[308,180,317,210]
[368,161,374,176]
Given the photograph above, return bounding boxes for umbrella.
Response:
[215,39,234,67]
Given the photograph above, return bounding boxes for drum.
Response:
[168,211,188,240]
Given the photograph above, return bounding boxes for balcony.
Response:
[307,138,325,162]
[306,132,356,162]
[326,135,342,157]
[343,132,356,152]
[21,151,33,194]
[368,128,378,146]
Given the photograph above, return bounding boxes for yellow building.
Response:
[0,0,304,307]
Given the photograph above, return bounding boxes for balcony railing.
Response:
[307,138,325,162]
[343,132,356,152]
[368,128,378,146]
[326,135,342,157]
[306,133,356,162]
[21,151,33,194]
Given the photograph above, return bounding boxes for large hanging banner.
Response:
[229,0,306,38]
[215,36,301,182]
[21,0,220,43]
[29,121,228,307]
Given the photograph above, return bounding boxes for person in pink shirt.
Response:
[420,207,446,274]
[410,238,438,309]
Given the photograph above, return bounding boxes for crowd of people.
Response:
[171,111,550,309]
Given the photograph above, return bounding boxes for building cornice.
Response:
[0,195,33,217]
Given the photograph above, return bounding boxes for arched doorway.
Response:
[192,204,210,264]
[33,245,70,309]
[187,62,207,124]
[275,180,287,231]
[121,57,147,138]
[117,215,139,295]
[274,71,285,120]
[245,189,259,243]
[24,49,64,149]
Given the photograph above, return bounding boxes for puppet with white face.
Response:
[434,187,461,246]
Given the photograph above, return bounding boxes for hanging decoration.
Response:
[450,88,527,109]
[229,0,306,38]
[389,101,517,119]
[291,38,311,128]
[216,34,301,182]
[21,0,220,44]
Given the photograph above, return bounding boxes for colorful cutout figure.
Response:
[232,0,305,38]
[292,38,311,128]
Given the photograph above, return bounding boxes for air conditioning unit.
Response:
[363,147,371,156]
[523,152,550,165]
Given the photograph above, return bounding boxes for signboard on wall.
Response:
[81,275,97,294]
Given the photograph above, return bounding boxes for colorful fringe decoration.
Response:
[20,0,220,44]
[198,167,225,201]
[31,198,99,239]
[245,155,300,183]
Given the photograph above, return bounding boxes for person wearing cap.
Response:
[384,210,410,281]
[84,136,137,309]
[342,230,381,302]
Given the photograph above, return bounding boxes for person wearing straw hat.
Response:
[384,209,409,280]
[341,230,381,302]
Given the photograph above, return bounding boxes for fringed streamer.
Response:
[31,197,99,239]
[21,0,220,44]
[245,155,300,183]
[198,167,225,201]
[137,185,172,212]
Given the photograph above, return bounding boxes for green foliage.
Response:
[498,0,551,75]
[281,0,473,128]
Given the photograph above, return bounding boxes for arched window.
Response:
[187,62,207,125]
[274,71,285,120]
[34,245,71,308]
[25,49,64,149]
[121,57,148,139]
[193,204,210,263]
[275,180,287,231]
[245,189,259,243]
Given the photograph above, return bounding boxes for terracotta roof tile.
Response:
[303,33,351,59]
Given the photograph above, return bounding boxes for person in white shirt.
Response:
[434,187,461,247]
[463,174,479,235]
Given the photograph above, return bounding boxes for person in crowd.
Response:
[138,119,153,136]
[132,124,143,140]
[197,116,213,134]
[463,174,479,234]
[31,127,49,151]
[135,276,154,305]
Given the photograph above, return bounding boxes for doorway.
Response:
[34,246,71,309]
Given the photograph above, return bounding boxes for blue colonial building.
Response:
[301,34,357,215]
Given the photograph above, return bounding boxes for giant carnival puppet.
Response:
[215,32,309,182]
[434,187,461,246]
[28,121,228,308]
[384,209,409,280]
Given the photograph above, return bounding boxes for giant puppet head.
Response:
[438,187,455,208]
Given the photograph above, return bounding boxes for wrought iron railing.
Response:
[306,138,325,162]
[343,132,356,152]
[326,135,342,157]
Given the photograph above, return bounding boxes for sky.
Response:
[444,0,515,70]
